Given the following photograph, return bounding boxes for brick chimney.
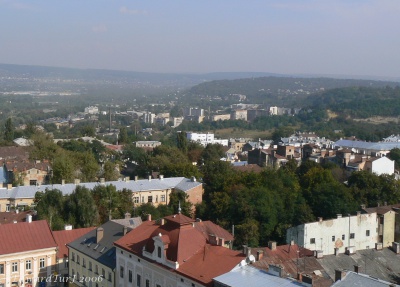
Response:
[335,270,347,282]
[268,241,277,251]
[256,250,264,261]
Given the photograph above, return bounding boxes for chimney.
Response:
[74,179,80,185]
[218,238,225,246]
[16,209,19,214]
[160,218,165,225]
[337,214,342,218]
[100,178,105,184]
[334,248,340,256]
[159,175,164,180]
[61,179,65,185]
[256,250,264,261]
[125,176,130,182]
[302,274,313,286]
[268,264,284,278]
[290,240,295,246]
[26,214,32,223]
[123,226,128,236]
[356,211,361,216]
[64,224,73,230]
[318,217,323,222]
[242,245,248,255]
[147,214,152,221]
[247,247,252,257]
[134,176,138,182]
[335,270,347,282]
[124,212,131,219]
[375,243,383,250]
[354,265,361,273]
[361,204,366,209]
[148,175,152,181]
[7,184,12,190]
[96,227,104,243]
[191,176,196,182]
[268,241,277,250]
[297,272,302,282]
[392,242,400,254]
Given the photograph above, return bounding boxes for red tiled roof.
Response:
[114,214,243,287]
[0,220,57,254]
[52,227,96,258]
[177,244,245,287]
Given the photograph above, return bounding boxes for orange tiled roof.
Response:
[0,220,57,254]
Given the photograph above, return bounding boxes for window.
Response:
[310,238,315,244]
[72,269,75,277]
[0,263,4,274]
[6,204,10,212]
[89,261,92,271]
[77,255,80,265]
[158,246,162,258]
[26,260,31,270]
[40,258,45,268]
[155,195,158,203]
[95,265,99,274]
[332,236,335,242]
[129,270,133,283]
[141,196,144,203]
[342,235,345,240]
[12,262,18,272]
[133,197,139,204]
[148,196,153,203]
[350,233,355,239]
[146,279,150,287]
[161,195,166,202]
[82,258,86,267]
[120,266,124,278]
[65,258,69,268]
[72,252,75,261]
[366,230,370,236]
[108,272,112,282]
[137,274,141,287]
[102,268,105,279]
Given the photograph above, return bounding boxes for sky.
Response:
[1,0,399,78]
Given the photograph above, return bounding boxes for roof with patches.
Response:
[53,227,96,258]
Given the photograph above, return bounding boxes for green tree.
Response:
[52,151,75,184]
[119,127,129,144]
[65,186,98,228]
[36,189,65,230]
[102,161,120,181]
[4,118,14,143]
[176,131,188,153]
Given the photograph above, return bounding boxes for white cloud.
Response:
[119,6,147,15]
[92,24,108,33]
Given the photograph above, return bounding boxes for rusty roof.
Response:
[0,210,36,225]
[0,220,57,254]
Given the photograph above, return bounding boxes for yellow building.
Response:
[0,219,58,287]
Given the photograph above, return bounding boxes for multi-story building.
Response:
[186,132,228,147]
[183,107,204,117]
[52,225,96,281]
[84,106,99,115]
[68,219,140,287]
[114,213,246,287]
[230,110,247,121]
[135,141,162,149]
[212,114,230,121]
[0,218,58,287]
[0,176,203,212]
[286,213,379,256]
[143,112,156,124]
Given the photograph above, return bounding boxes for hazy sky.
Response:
[1,0,399,78]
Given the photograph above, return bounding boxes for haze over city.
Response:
[1,0,399,79]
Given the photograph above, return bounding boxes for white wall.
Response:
[286,213,378,255]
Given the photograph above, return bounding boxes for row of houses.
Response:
[1,211,397,287]
[0,176,203,213]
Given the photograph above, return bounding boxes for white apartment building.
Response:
[286,213,378,255]
[186,132,228,147]
[84,106,99,114]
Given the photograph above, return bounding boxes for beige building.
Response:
[0,219,58,287]
[67,219,140,287]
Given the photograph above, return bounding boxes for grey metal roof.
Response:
[0,177,202,200]
[332,271,399,287]
[318,248,400,284]
[213,265,303,287]
[334,139,400,151]
[67,220,127,269]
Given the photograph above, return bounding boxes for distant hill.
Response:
[183,77,400,107]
